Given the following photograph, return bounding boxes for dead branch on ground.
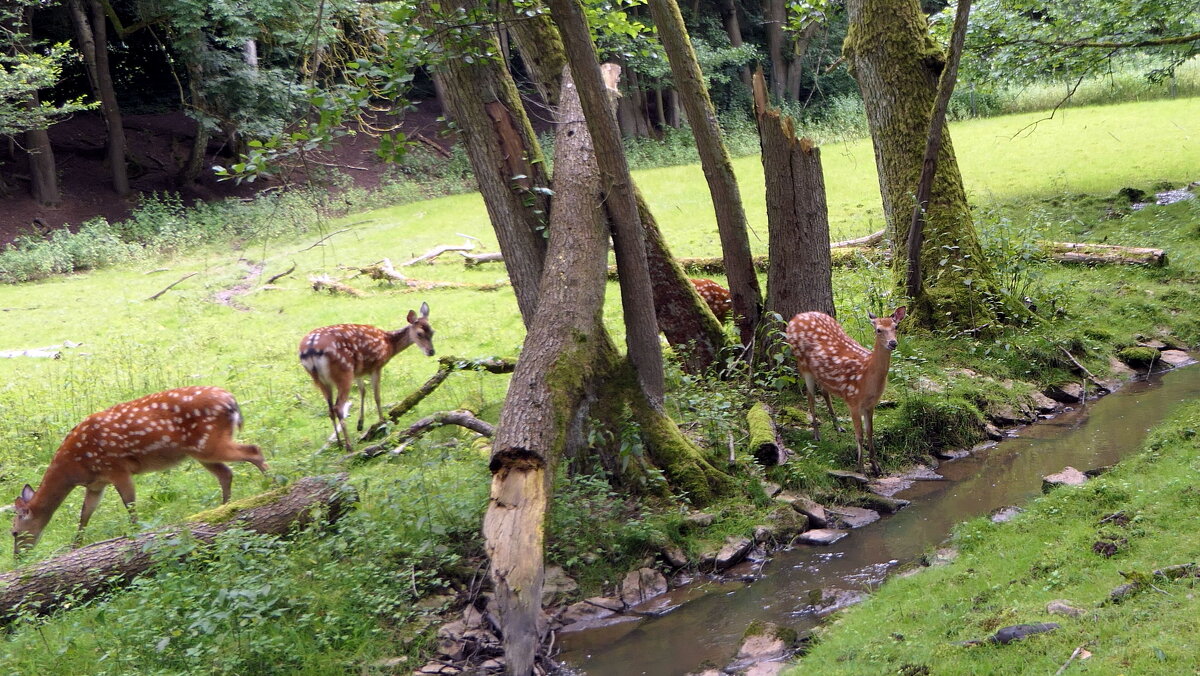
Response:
[401,234,481,266]
[348,410,495,461]
[266,262,297,284]
[147,272,198,300]
[310,275,365,297]
[387,356,517,421]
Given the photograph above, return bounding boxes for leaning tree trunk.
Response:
[0,475,355,625]
[68,0,129,196]
[649,0,763,349]
[843,0,997,329]
[425,0,550,327]
[483,66,620,676]
[504,16,726,374]
[547,0,665,404]
[753,70,835,322]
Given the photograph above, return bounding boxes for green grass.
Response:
[790,400,1200,675]
[0,96,1198,673]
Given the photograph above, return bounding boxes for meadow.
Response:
[0,95,1197,672]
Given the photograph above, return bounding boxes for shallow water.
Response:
[556,365,1200,676]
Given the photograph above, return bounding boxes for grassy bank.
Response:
[0,97,1196,673]
[791,397,1200,675]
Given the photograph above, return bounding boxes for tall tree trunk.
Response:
[720,0,753,89]
[484,67,617,676]
[426,3,551,327]
[650,0,764,348]
[68,0,129,196]
[785,22,821,101]
[547,0,665,404]
[505,7,727,374]
[753,70,835,323]
[497,2,567,109]
[763,0,787,99]
[843,0,997,329]
[24,94,60,207]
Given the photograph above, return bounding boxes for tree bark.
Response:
[0,474,355,624]
[906,0,972,304]
[24,95,59,206]
[497,2,567,109]
[483,66,618,676]
[650,0,763,348]
[763,0,787,99]
[843,0,997,329]
[720,0,753,89]
[68,0,129,196]
[427,2,550,327]
[753,70,835,322]
[548,0,665,405]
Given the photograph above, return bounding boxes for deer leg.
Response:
[848,405,866,474]
[334,387,354,453]
[864,407,880,475]
[371,370,385,423]
[820,389,845,433]
[110,473,138,526]
[74,484,107,547]
[201,462,234,503]
[356,377,368,432]
[803,373,822,441]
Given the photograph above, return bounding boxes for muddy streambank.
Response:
[554,363,1200,676]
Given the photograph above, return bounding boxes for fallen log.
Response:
[401,234,480,266]
[351,409,495,461]
[0,341,82,360]
[460,251,505,267]
[386,356,518,421]
[747,401,788,466]
[0,474,356,624]
[310,274,365,297]
[1045,242,1167,267]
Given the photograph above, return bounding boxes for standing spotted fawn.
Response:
[785,307,906,475]
[690,278,732,323]
[299,303,435,453]
[11,386,267,556]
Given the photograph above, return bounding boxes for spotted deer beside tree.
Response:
[785,307,906,474]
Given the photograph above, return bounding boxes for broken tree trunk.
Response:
[0,474,356,624]
[753,68,836,321]
[746,402,788,466]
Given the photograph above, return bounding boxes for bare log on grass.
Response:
[0,474,356,624]
[266,262,297,284]
[1046,242,1167,267]
[0,341,82,360]
[387,356,517,421]
[347,258,407,283]
[310,275,365,297]
[460,251,505,267]
[746,402,788,466]
[350,409,494,461]
[832,229,886,248]
[401,234,481,266]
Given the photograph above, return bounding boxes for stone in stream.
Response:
[1159,349,1194,368]
[714,536,755,570]
[807,587,869,617]
[1030,392,1060,413]
[1044,383,1085,403]
[827,469,870,485]
[661,545,689,568]
[825,505,880,529]
[797,528,847,545]
[1042,466,1088,492]
[854,493,911,514]
[559,596,624,625]
[776,492,829,528]
[620,567,669,606]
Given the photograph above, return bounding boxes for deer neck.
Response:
[27,461,78,526]
[387,327,413,355]
[863,334,895,387]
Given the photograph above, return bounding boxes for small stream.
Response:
[556,365,1200,676]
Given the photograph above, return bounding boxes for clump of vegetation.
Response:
[1117,346,1159,369]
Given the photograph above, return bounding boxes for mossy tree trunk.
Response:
[424,0,550,327]
[483,68,615,676]
[18,7,59,206]
[752,70,835,323]
[505,12,727,374]
[649,0,764,349]
[547,0,665,403]
[843,0,998,329]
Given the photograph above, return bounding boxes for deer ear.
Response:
[406,310,417,324]
[867,311,877,320]
[19,484,34,503]
[420,301,430,318]
[892,307,907,322]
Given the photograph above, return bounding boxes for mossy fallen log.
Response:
[0,474,356,624]
[747,402,787,466]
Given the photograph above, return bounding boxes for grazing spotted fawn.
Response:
[299,303,435,453]
[785,307,907,475]
[690,278,732,323]
[12,386,267,556]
